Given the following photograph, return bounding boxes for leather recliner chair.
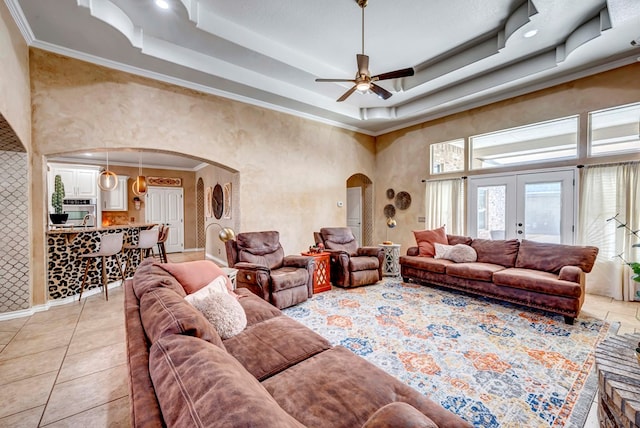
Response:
[315,227,383,288]
[225,230,315,309]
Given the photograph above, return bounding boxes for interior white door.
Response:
[347,187,362,246]
[468,169,575,244]
[145,187,184,253]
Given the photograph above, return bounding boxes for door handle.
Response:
[517,230,523,234]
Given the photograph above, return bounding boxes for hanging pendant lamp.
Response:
[98,151,118,191]
[132,152,148,196]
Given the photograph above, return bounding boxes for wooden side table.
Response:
[301,251,331,293]
[595,332,640,428]
[378,244,401,277]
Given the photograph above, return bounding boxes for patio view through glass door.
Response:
[468,170,575,244]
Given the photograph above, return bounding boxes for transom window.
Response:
[430,139,465,174]
[589,102,640,157]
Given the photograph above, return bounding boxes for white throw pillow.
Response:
[448,244,478,263]
[188,291,247,339]
[184,275,229,306]
[434,243,455,260]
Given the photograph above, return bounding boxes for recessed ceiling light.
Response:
[155,0,169,10]
[524,29,538,38]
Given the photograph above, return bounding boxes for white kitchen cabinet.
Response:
[101,175,129,211]
[49,163,100,199]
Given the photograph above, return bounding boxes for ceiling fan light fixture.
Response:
[356,81,371,92]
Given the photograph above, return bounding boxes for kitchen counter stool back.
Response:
[78,232,126,301]
[123,229,159,277]
[156,225,170,263]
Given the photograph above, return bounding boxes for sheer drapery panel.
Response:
[424,178,465,235]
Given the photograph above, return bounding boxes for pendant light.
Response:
[97,150,118,191]
[132,151,148,196]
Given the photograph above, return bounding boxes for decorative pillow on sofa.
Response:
[184,275,229,306]
[158,260,233,295]
[189,291,247,339]
[434,243,477,263]
[413,226,448,257]
[434,243,454,259]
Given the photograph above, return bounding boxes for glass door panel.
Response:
[468,176,516,240]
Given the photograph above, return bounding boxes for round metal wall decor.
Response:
[383,204,396,218]
[395,191,412,210]
[386,188,395,200]
[212,184,224,219]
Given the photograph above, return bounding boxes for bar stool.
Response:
[123,229,159,277]
[78,232,126,301]
[156,225,170,263]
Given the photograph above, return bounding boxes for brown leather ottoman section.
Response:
[493,268,582,298]
[262,346,472,428]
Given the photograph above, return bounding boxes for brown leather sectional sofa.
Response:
[399,237,599,324]
[125,259,471,427]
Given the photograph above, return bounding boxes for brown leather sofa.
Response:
[314,227,384,287]
[225,231,315,309]
[125,259,471,427]
[399,237,599,324]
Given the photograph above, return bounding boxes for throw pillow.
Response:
[434,242,454,259]
[448,244,478,263]
[189,292,247,339]
[413,226,448,257]
[184,275,229,306]
[158,260,233,295]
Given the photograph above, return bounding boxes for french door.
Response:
[468,170,575,244]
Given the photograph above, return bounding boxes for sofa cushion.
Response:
[132,259,186,300]
[350,256,380,272]
[447,234,473,246]
[188,291,247,339]
[159,260,233,295]
[399,255,453,274]
[235,288,283,326]
[320,227,359,256]
[413,227,448,257]
[493,268,583,298]
[515,240,599,273]
[362,402,438,428]
[435,243,477,263]
[471,239,520,267]
[270,266,309,292]
[223,315,332,380]
[262,346,471,428]
[139,287,225,349]
[446,262,505,282]
[237,231,285,270]
[149,334,305,428]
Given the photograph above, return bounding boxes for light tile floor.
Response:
[0,251,638,427]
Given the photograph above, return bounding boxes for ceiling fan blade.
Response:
[315,78,357,83]
[357,54,370,76]
[369,83,392,100]
[337,85,358,102]
[372,67,415,81]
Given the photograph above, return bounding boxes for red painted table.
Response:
[301,251,331,293]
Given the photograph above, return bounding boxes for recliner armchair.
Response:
[225,231,315,309]
[315,227,383,288]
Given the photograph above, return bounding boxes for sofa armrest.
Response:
[357,247,383,258]
[407,246,419,256]
[558,266,584,284]
[283,255,314,269]
[361,402,438,428]
[233,262,270,273]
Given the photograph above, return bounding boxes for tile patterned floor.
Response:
[0,251,638,427]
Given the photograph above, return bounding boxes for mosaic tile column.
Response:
[0,115,30,313]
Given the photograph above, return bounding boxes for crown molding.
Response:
[5,0,34,44]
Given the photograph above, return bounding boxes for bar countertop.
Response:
[47,223,156,234]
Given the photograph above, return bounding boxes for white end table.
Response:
[378,244,401,277]
[222,267,238,290]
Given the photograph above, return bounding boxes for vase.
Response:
[49,213,69,225]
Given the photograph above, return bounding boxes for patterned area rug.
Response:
[282,279,616,427]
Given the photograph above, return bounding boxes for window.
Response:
[430,139,464,174]
[469,116,578,170]
[589,102,640,157]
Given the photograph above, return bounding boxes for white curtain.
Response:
[577,162,640,301]
[424,178,465,235]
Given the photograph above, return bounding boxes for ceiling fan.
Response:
[315,0,415,102]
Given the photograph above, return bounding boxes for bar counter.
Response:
[46,224,156,300]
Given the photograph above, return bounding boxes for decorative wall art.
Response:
[205,186,213,218]
[386,188,395,199]
[395,191,412,210]
[223,182,232,219]
[383,204,396,218]
[212,183,223,220]
[147,176,182,187]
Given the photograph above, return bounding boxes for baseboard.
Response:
[205,253,229,267]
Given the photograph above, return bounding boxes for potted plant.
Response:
[50,175,69,224]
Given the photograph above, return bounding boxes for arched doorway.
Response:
[0,114,30,315]
[196,178,205,248]
[346,173,373,246]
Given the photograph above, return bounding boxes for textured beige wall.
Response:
[375,63,640,253]
[30,49,377,302]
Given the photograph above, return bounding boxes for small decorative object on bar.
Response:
[133,196,141,210]
[132,152,147,196]
[97,151,118,191]
[50,174,69,224]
